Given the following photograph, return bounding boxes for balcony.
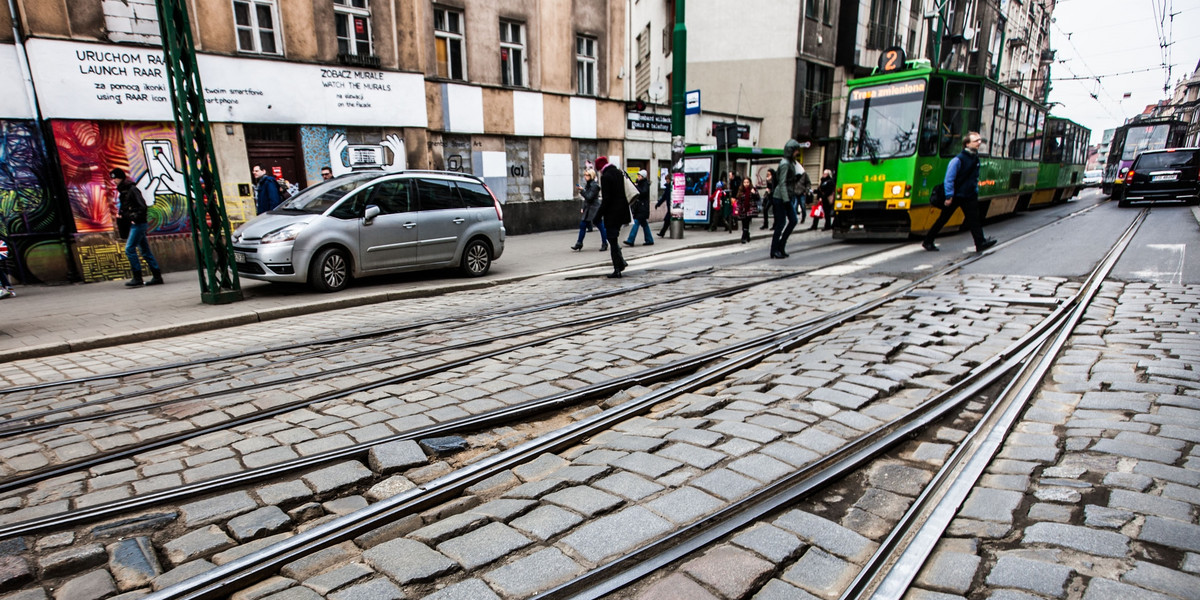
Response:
[1040,49,1056,62]
[337,53,382,69]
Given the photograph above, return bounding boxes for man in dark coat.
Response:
[252,164,281,215]
[623,169,654,246]
[811,168,834,231]
[922,131,996,252]
[111,168,164,287]
[593,156,632,278]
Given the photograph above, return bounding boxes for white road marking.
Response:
[1132,243,1185,286]
[810,244,926,276]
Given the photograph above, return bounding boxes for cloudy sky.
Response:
[1048,0,1200,144]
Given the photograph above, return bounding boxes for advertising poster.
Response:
[682,156,712,224]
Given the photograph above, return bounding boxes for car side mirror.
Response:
[364,205,381,224]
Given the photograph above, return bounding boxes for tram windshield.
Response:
[842,79,926,162]
[1122,124,1173,161]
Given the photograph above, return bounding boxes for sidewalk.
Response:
[0,222,794,362]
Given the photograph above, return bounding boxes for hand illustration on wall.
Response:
[136,141,186,199]
[327,133,406,177]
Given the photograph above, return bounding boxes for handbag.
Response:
[624,174,640,206]
[810,203,824,219]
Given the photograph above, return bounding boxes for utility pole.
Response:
[668,0,687,238]
[154,0,243,304]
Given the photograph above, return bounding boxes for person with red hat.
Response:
[593,156,633,278]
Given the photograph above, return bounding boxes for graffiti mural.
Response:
[0,120,67,284]
[52,120,191,236]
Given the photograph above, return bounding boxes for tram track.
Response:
[0,199,1119,600]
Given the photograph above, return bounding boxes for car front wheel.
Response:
[460,239,492,277]
[310,247,350,292]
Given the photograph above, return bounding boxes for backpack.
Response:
[929,183,948,209]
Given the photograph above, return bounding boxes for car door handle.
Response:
[404,222,416,229]
[452,218,466,224]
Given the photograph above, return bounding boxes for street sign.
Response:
[685,90,700,115]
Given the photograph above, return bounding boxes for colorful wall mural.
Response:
[51,120,191,235]
[0,120,70,284]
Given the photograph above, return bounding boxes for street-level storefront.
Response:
[25,38,427,282]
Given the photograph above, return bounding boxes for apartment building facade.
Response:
[1,0,627,284]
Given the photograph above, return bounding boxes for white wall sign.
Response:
[25,38,428,127]
[0,45,35,119]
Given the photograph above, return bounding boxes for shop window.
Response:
[334,0,372,57]
[576,35,597,96]
[500,20,526,87]
[435,7,467,80]
[233,0,281,55]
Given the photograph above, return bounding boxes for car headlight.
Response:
[260,223,306,244]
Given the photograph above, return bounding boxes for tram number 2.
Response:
[863,174,886,183]
[878,46,906,74]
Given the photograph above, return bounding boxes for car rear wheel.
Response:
[460,239,492,277]
[310,247,350,292]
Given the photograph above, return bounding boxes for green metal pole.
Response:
[671,0,687,137]
[932,0,944,71]
[154,0,243,304]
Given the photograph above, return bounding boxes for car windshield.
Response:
[842,79,925,162]
[274,173,378,214]
[1133,151,1198,170]
[1122,124,1173,161]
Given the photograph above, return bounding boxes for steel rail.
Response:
[0,271,904,540]
[135,242,997,600]
[0,271,701,396]
[847,207,1148,600]
[533,208,1141,600]
[0,270,757,437]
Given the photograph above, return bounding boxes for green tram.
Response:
[832,60,1089,239]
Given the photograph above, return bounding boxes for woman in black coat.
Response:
[593,156,632,278]
[571,168,607,251]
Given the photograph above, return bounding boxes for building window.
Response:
[500,20,525,87]
[576,35,596,96]
[635,25,650,100]
[805,0,818,20]
[822,0,832,25]
[334,0,372,56]
[435,7,466,80]
[233,0,281,55]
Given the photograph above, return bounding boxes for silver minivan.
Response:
[231,170,505,292]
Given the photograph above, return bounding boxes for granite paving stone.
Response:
[178,491,259,528]
[1109,489,1193,521]
[631,573,719,600]
[512,454,570,482]
[39,543,106,578]
[301,461,374,495]
[592,472,664,501]
[510,505,583,541]
[726,454,795,483]
[326,578,404,600]
[774,509,878,563]
[1081,577,1177,600]
[409,513,489,545]
[162,526,236,566]
[301,563,373,595]
[280,543,359,581]
[984,554,1072,597]
[759,441,821,467]
[107,537,162,591]
[957,488,1023,523]
[656,443,726,469]
[481,547,587,597]
[709,421,783,444]
[541,486,623,517]
[1120,560,1200,600]
[690,468,761,501]
[645,487,724,525]
[780,547,858,597]
[151,559,216,591]
[1022,522,1129,557]
[53,569,117,600]
[611,452,684,479]
[680,545,774,599]
[731,523,804,563]
[436,522,533,569]
[1139,516,1200,553]
[367,440,428,474]
[422,578,501,600]
[751,579,822,600]
[470,498,538,522]
[228,506,291,542]
[559,506,673,563]
[914,550,980,595]
[362,538,457,584]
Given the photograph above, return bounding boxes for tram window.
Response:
[994,94,1008,152]
[980,87,996,157]
[940,81,980,156]
[920,107,941,156]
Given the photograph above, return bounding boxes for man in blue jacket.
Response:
[922,131,997,252]
[252,164,281,215]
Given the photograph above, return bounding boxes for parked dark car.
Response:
[1119,148,1200,207]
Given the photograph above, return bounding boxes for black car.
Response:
[1120,148,1200,207]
